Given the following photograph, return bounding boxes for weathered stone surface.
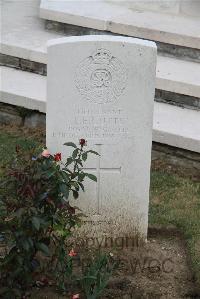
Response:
[0,111,22,126]
[0,103,45,129]
[108,0,200,18]
[0,103,22,126]
[0,54,47,76]
[45,20,109,36]
[47,35,157,241]
[20,59,47,76]
[155,90,200,111]
[152,142,200,163]
[0,53,20,68]
[152,142,200,179]
[24,112,46,128]
[157,42,200,63]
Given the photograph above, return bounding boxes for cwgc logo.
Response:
[75,48,127,104]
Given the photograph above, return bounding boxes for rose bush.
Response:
[0,140,117,298]
[0,140,107,298]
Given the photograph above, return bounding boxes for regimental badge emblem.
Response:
[75,48,127,104]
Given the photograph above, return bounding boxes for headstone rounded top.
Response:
[47,35,157,49]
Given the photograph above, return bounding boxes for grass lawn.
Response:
[149,171,200,287]
[0,127,43,175]
[0,127,200,288]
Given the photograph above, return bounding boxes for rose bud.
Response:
[54,153,61,161]
[79,139,87,146]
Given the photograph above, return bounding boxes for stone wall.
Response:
[0,54,47,76]
[0,103,45,128]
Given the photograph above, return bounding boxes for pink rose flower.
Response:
[69,248,77,257]
[41,149,51,158]
[72,294,80,299]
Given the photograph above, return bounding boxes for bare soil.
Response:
[29,234,198,299]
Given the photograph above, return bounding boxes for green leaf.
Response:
[87,150,100,156]
[32,216,40,231]
[59,183,69,199]
[63,142,77,148]
[86,173,97,182]
[37,242,50,256]
[61,171,69,182]
[54,227,70,238]
[65,157,73,166]
[72,148,79,159]
[72,190,79,199]
[78,173,85,181]
[45,170,55,179]
[76,159,83,167]
[78,182,85,191]
[71,181,79,189]
[82,152,88,161]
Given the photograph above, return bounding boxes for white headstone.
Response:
[47,36,156,243]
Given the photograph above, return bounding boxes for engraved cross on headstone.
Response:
[84,144,121,215]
